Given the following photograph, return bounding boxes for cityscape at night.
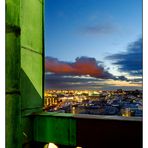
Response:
[45,0,142,117]
[44,89,142,117]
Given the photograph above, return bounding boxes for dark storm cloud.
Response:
[106,38,142,76]
[45,74,141,90]
[45,56,116,79]
[116,76,128,81]
[45,74,102,83]
[45,74,105,90]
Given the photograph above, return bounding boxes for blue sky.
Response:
[45,0,142,90]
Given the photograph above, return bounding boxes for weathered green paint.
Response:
[6,0,21,147]
[21,116,34,146]
[34,113,77,146]
[6,0,20,93]
[6,32,20,92]
[6,0,20,27]
[6,94,21,148]
[6,0,44,147]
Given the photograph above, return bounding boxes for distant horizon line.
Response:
[44,88,142,91]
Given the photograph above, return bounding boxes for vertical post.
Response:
[6,0,21,147]
[6,0,44,147]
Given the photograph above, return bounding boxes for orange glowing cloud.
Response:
[45,56,115,79]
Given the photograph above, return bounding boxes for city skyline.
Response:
[45,0,142,90]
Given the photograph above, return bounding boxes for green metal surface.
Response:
[21,48,42,112]
[6,0,20,93]
[6,32,20,92]
[34,113,77,146]
[6,94,21,148]
[6,0,20,27]
[6,0,44,147]
[6,0,21,147]
[21,116,34,146]
[20,0,44,146]
[20,0,43,115]
[21,0,43,53]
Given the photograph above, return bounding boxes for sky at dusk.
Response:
[45,0,142,90]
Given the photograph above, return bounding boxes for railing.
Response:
[33,112,142,148]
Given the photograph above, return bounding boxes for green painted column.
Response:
[20,0,44,146]
[6,0,21,147]
[6,0,44,147]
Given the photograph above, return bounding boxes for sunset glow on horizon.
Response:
[45,0,142,90]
